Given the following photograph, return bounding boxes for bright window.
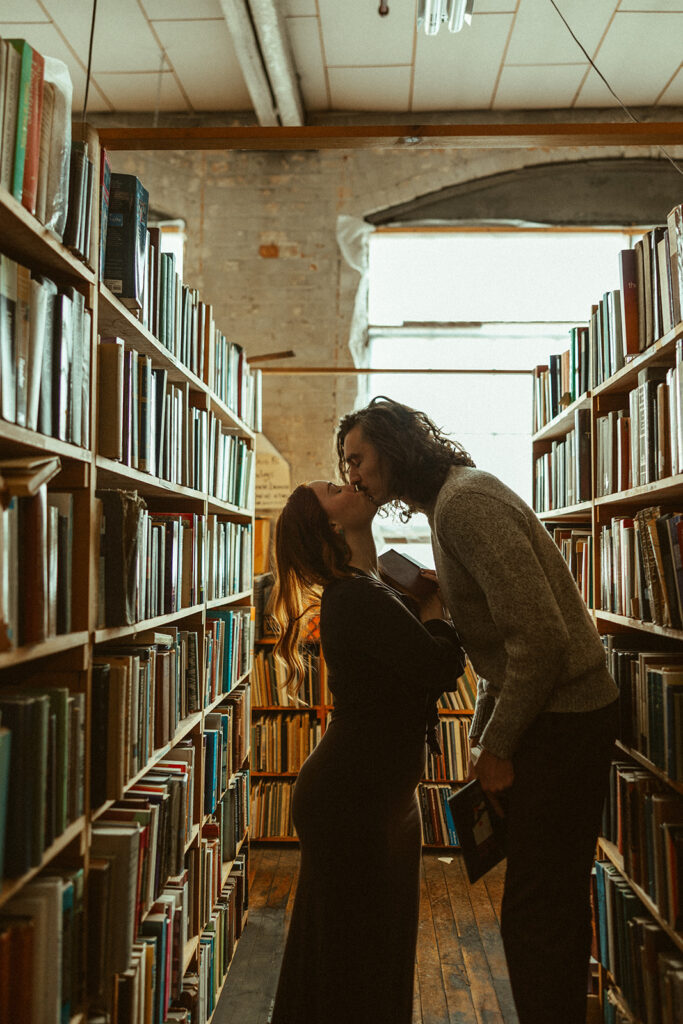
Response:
[366,228,636,562]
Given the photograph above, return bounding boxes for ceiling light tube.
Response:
[447,0,473,32]
[423,0,445,35]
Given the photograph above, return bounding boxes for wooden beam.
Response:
[97,121,683,152]
[217,0,279,127]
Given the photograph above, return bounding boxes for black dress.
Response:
[271,572,465,1024]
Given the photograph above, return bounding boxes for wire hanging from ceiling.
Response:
[549,0,683,178]
[81,0,98,123]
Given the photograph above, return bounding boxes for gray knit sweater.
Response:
[425,466,618,760]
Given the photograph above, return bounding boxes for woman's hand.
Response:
[416,588,447,623]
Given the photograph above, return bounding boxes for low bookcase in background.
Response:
[532,210,683,1024]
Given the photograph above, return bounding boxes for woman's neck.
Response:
[344,526,378,577]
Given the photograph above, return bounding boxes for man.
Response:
[336,396,618,1024]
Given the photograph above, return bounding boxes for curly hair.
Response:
[271,484,353,697]
[336,396,475,520]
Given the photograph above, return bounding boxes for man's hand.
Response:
[470,747,514,817]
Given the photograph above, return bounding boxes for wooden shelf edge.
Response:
[532,392,592,442]
[0,631,90,670]
[95,454,209,503]
[614,739,683,796]
[0,816,87,908]
[183,935,199,974]
[536,501,593,520]
[0,420,92,463]
[0,185,96,283]
[593,321,683,398]
[94,605,206,643]
[206,590,253,608]
[596,610,683,642]
[597,837,683,954]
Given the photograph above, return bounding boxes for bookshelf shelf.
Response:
[94,604,206,644]
[0,421,92,463]
[594,471,683,508]
[595,609,683,642]
[536,500,593,521]
[252,771,299,778]
[207,495,254,519]
[252,705,314,712]
[184,935,199,974]
[209,394,255,441]
[0,816,87,909]
[98,283,208,391]
[0,631,90,669]
[204,670,252,714]
[437,708,474,716]
[532,392,592,442]
[614,739,683,796]
[593,320,683,398]
[185,823,200,853]
[598,838,683,954]
[206,590,253,608]
[95,454,208,503]
[0,185,96,284]
[220,832,249,888]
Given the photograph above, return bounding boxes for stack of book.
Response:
[533,408,592,513]
[599,507,683,634]
[592,860,682,1021]
[205,517,253,600]
[251,712,322,774]
[90,632,202,807]
[0,38,72,237]
[0,681,84,878]
[251,646,323,707]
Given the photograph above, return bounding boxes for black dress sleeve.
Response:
[322,575,465,697]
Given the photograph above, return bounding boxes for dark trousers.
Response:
[500,700,618,1024]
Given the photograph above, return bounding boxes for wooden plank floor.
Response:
[215,845,518,1024]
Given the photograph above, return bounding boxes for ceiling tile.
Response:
[93,70,188,112]
[575,11,683,106]
[318,0,415,66]
[659,66,683,105]
[412,13,513,111]
[505,0,616,65]
[0,0,47,18]
[0,20,112,112]
[152,19,250,111]
[141,0,224,16]
[328,66,411,111]
[494,63,589,109]
[284,0,318,14]
[618,1,683,9]
[42,0,162,73]
[287,16,328,110]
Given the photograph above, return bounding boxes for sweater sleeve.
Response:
[435,491,572,758]
[323,576,465,697]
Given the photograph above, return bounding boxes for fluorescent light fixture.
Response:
[417,0,474,35]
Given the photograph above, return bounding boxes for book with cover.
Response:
[447,778,506,883]
[378,548,437,599]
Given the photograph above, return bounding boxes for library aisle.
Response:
[216,846,517,1024]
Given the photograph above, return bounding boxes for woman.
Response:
[270,479,465,1024]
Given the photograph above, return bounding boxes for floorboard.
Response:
[216,846,519,1024]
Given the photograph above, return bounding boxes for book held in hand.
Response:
[378,547,438,599]
[448,777,506,883]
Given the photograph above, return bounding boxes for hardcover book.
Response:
[447,778,506,883]
[378,548,437,599]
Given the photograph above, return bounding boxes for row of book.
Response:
[533,207,683,433]
[599,506,683,634]
[205,609,253,705]
[96,490,254,628]
[100,170,262,432]
[193,853,248,1024]
[533,408,592,513]
[251,645,327,707]
[436,659,477,711]
[602,638,683,784]
[0,38,70,235]
[0,681,84,879]
[595,360,683,498]
[549,524,593,607]
[251,712,323,774]
[424,716,472,783]
[419,782,459,847]
[204,700,250,816]
[0,256,91,445]
[0,865,84,1024]
[602,759,682,929]
[593,859,682,1024]
[251,778,296,839]
[0,477,77,647]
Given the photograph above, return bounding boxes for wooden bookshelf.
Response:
[0,140,260,1023]
[532,234,683,1024]
[533,392,592,442]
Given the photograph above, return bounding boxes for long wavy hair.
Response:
[272,484,353,697]
[336,396,476,521]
